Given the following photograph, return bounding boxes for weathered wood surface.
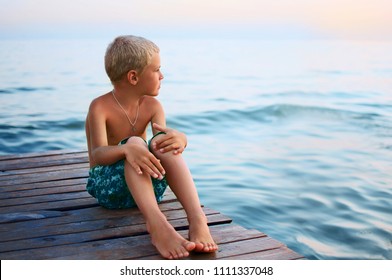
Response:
[0,150,303,260]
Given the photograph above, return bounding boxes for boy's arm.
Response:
[87,99,126,166]
[150,98,166,135]
[150,99,187,155]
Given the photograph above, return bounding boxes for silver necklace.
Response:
[112,90,140,132]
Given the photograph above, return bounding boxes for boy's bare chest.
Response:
[106,113,149,145]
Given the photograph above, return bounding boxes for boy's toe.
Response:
[184,241,196,252]
[204,242,217,252]
[194,242,204,252]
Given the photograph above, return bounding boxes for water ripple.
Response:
[0,86,55,94]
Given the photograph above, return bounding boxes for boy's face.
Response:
[137,52,163,96]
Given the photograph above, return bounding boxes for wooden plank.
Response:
[0,162,89,177]
[105,226,267,261]
[221,247,304,260]
[0,188,177,215]
[0,207,220,242]
[0,152,88,171]
[0,169,88,186]
[0,192,177,214]
[55,227,273,260]
[140,236,284,260]
[0,197,98,214]
[0,191,92,207]
[0,213,232,257]
[0,178,88,193]
[0,150,86,162]
[0,182,172,203]
[0,183,87,200]
[0,201,185,231]
[0,210,66,223]
[0,224,258,260]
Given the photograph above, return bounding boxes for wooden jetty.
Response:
[0,150,303,260]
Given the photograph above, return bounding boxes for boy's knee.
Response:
[149,133,164,146]
[149,134,166,157]
[126,136,147,147]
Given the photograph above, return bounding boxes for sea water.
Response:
[1,37,391,259]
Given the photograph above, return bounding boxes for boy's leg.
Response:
[150,135,218,253]
[123,137,195,259]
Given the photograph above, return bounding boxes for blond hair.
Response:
[104,35,160,83]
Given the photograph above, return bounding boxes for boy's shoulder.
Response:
[91,91,112,105]
[88,92,112,114]
[140,96,164,115]
[140,95,162,107]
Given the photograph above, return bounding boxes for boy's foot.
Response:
[188,216,218,253]
[147,220,196,259]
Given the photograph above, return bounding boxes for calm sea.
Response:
[1,37,391,259]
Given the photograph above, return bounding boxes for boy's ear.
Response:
[127,70,138,85]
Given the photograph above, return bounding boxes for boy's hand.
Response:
[152,123,187,155]
[123,139,165,180]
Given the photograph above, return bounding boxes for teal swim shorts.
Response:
[86,134,168,209]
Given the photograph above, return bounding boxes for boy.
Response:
[85,35,217,259]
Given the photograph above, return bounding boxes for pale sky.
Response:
[1,0,392,40]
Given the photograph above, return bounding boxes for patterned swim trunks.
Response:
[86,134,168,209]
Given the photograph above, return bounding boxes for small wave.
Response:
[169,104,385,133]
[0,118,85,132]
[0,86,55,94]
[261,104,382,121]
[0,118,86,155]
[0,89,13,94]
[34,119,86,131]
[0,124,37,130]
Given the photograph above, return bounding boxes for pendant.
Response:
[132,126,136,132]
